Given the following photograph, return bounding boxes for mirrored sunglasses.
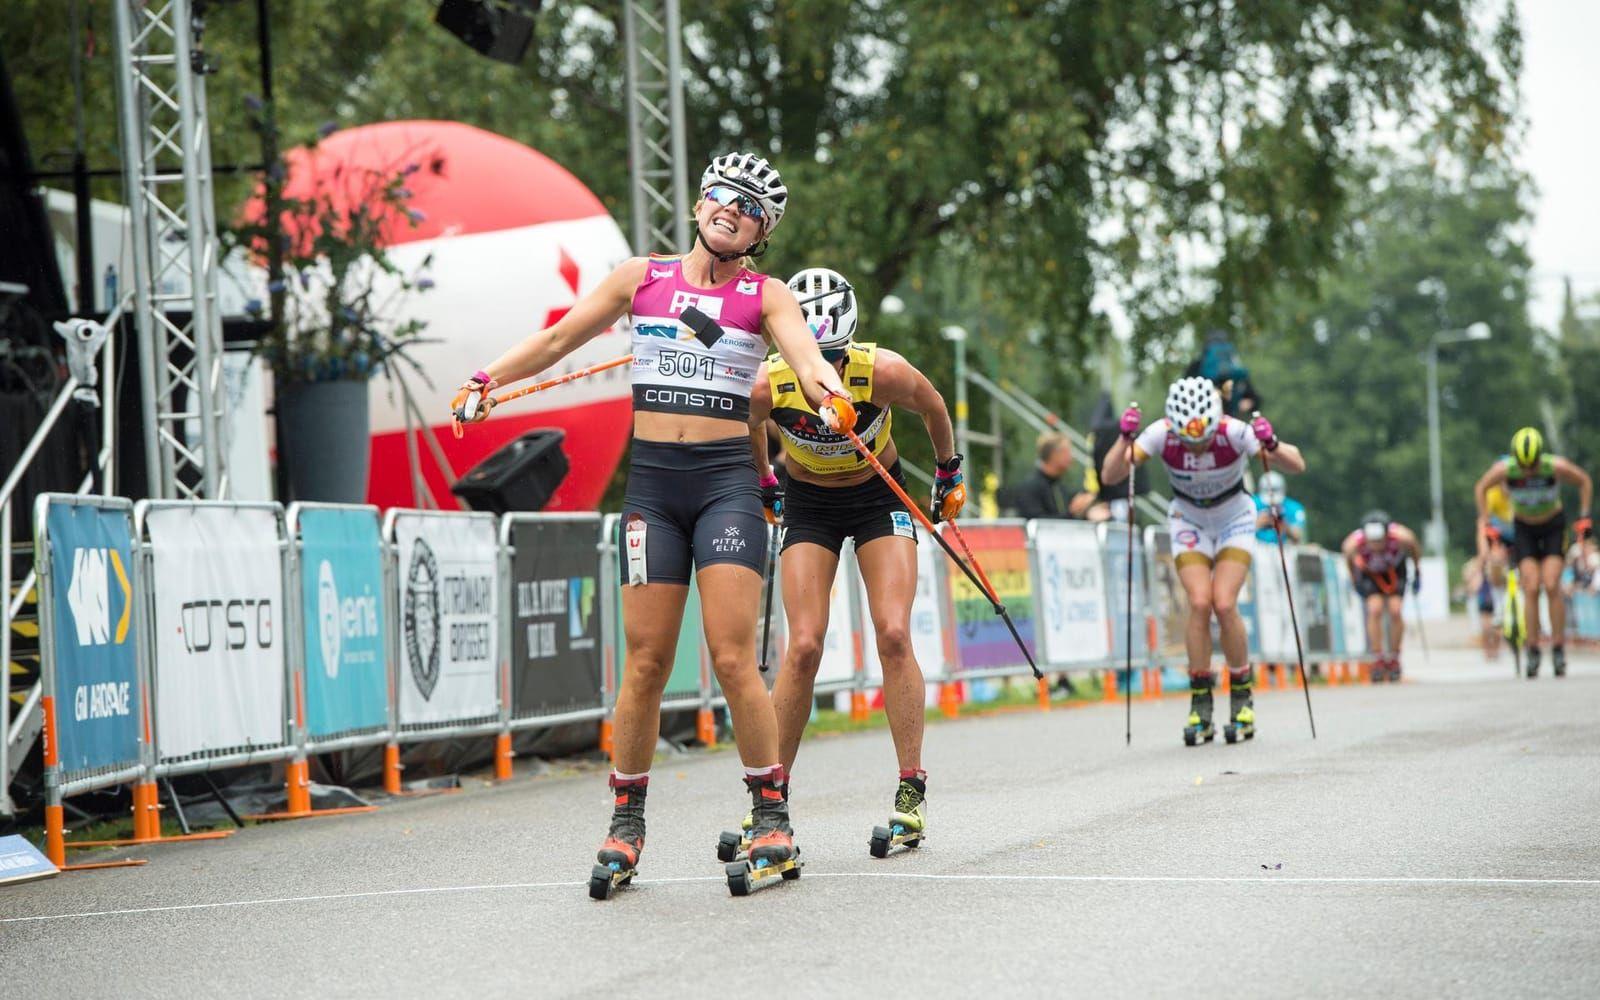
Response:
[704,185,764,221]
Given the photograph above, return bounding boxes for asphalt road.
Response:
[4,641,1598,999]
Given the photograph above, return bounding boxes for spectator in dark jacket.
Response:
[1007,434,1096,520]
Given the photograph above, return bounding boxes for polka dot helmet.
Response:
[1165,376,1222,444]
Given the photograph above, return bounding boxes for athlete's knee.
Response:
[785,633,825,676]
[873,620,914,665]
[623,650,674,688]
[1187,590,1214,618]
[1212,590,1239,619]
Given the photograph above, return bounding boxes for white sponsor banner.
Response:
[395,514,499,724]
[1253,539,1298,661]
[1031,521,1111,666]
[861,525,946,691]
[148,506,286,757]
[1334,561,1368,654]
[813,540,859,687]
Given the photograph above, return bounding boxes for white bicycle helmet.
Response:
[1165,376,1222,444]
[787,267,856,352]
[701,152,787,234]
[1258,470,1286,506]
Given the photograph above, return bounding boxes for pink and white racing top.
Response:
[629,255,768,421]
[1345,527,1408,573]
[1134,416,1259,502]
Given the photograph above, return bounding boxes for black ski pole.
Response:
[1255,412,1316,738]
[759,523,780,673]
[1124,426,1137,747]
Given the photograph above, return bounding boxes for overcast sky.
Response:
[1519,0,1600,330]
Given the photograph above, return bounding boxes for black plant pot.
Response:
[277,378,371,503]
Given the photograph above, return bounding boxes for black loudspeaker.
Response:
[434,0,540,65]
[452,429,570,514]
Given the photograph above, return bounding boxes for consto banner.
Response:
[147,505,286,757]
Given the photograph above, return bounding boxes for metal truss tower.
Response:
[112,0,229,499]
[622,0,690,255]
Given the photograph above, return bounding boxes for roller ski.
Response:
[869,775,927,858]
[1552,645,1566,678]
[1182,675,1215,746]
[1222,679,1255,744]
[589,775,646,900]
[725,771,802,896]
[1525,645,1541,679]
[715,779,787,862]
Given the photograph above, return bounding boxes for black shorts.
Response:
[1355,564,1407,599]
[1512,514,1565,563]
[620,438,767,585]
[780,462,918,556]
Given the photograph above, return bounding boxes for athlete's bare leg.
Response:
[1540,554,1566,643]
[1385,594,1406,654]
[770,543,840,771]
[1211,553,1251,670]
[1178,560,1217,672]
[612,583,689,773]
[697,562,779,767]
[855,535,923,773]
[1364,593,1386,654]
[1519,556,1543,647]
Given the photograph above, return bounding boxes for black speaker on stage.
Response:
[452,429,570,514]
[435,0,541,65]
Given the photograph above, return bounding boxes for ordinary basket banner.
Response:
[1101,523,1146,663]
[41,498,140,773]
[1031,520,1110,667]
[1252,537,1297,661]
[297,506,388,738]
[509,517,602,716]
[861,524,946,683]
[944,522,1036,670]
[395,513,499,725]
[1295,549,1332,655]
[147,504,286,758]
[1333,560,1368,654]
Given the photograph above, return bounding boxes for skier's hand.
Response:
[759,473,784,525]
[451,370,497,435]
[1118,403,1141,438]
[1251,413,1278,451]
[1575,515,1592,541]
[1412,563,1423,594]
[820,391,857,434]
[931,454,965,523]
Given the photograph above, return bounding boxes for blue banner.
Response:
[298,508,388,737]
[1572,591,1600,640]
[46,502,141,772]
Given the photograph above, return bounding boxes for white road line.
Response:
[4,871,1595,925]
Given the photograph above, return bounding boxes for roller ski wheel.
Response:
[1183,721,1215,746]
[588,861,635,901]
[868,776,927,858]
[1222,690,1254,744]
[725,853,803,895]
[869,822,923,858]
[715,829,750,863]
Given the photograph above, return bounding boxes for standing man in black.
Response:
[1007,433,1096,520]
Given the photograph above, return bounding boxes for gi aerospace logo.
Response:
[65,546,131,647]
[404,538,441,700]
[317,560,380,680]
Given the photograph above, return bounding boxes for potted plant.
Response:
[231,123,437,503]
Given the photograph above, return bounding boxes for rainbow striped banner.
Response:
[943,523,1038,670]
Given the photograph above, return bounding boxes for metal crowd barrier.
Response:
[28,495,1386,870]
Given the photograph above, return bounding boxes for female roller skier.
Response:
[454,153,854,893]
[1101,377,1305,744]
[745,266,961,855]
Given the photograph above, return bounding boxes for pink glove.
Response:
[1119,405,1141,438]
[1251,414,1278,450]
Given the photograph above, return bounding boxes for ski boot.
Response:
[1525,645,1541,679]
[1390,653,1403,683]
[1222,674,1255,744]
[870,774,927,858]
[1552,645,1567,678]
[726,770,802,896]
[715,780,787,862]
[589,775,647,900]
[1183,673,1216,746]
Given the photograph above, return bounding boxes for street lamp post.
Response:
[1425,321,1492,559]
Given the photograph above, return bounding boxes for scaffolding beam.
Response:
[623,0,690,255]
[112,0,229,499]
